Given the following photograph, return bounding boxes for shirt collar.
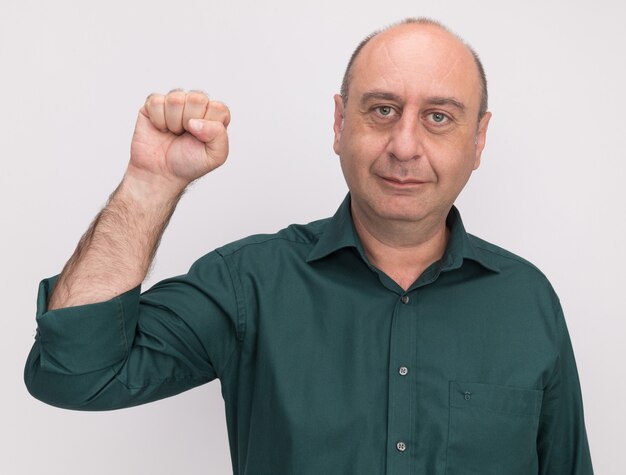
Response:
[306,193,366,263]
[306,192,500,274]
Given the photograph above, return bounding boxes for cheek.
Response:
[346,116,391,147]
[340,126,388,166]
[427,138,477,182]
[434,152,476,189]
[339,153,366,190]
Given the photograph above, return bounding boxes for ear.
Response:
[333,94,344,155]
[472,111,492,170]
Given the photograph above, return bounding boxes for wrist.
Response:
[120,166,187,207]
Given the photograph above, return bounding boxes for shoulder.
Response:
[467,233,560,305]
[468,233,544,274]
[214,216,331,258]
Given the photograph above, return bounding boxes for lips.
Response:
[380,176,425,185]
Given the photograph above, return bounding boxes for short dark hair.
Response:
[340,18,489,119]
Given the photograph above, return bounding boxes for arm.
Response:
[537,302,594,474]
[47,174,183,310]
[24,90,238,410]
[24,250,241,410]
[48,90,230,309]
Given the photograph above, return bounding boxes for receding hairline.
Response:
[340,18,488,119]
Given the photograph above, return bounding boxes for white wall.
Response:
[1,0,623,473]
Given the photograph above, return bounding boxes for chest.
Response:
[232,279,551,474]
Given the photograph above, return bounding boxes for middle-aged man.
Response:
[25,18,593,474]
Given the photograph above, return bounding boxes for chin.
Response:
[370,202,430,223]
[382,211,429,223]
[352,189,433,222]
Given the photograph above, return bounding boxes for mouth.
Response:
[379,176,426,186]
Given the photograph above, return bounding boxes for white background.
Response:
[1,0,624,473]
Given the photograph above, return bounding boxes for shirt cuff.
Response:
[35,275,140,375]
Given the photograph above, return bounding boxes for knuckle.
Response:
[189,89,208,97]
[165,91,186,106]
[186,92,209,106]
[210,100,227,112]
[209,101,231,122]
[146,94,164,108]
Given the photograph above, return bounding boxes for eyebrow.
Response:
[359,90,467,113]
[426,96,466,112]
[359,91,402,106]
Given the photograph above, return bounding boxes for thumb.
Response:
[186,118,223,141]
[186,118,229,167]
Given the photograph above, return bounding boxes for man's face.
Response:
[333,24,491,225]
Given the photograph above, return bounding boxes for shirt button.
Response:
[399,366,408,376]
[396,441,406,452]
[401,295,410,304]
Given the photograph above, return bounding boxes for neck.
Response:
[350,200,451,291]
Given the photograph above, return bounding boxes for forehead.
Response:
[351,24,481,108]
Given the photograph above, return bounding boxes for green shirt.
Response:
[25,193,593,474]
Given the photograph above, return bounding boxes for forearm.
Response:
[48,171,185,310]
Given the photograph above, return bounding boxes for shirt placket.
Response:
[385,291,417,474]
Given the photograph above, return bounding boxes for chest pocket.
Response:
[445,381,543,475]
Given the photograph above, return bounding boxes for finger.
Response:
[187,120,229,170]
[204,100,231,129]
[164,89,186,135]
[144,93,167,132]
[182,91,209,132]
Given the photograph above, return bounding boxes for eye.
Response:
[374,105,397,118]
[427,112,450,124]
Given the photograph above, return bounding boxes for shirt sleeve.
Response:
[537,301,594,474]
[24,250,241,411]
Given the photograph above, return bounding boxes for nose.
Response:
[387,113,425,161]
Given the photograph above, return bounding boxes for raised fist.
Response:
[128,89,231,190]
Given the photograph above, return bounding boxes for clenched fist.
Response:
[127,89,231,192]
